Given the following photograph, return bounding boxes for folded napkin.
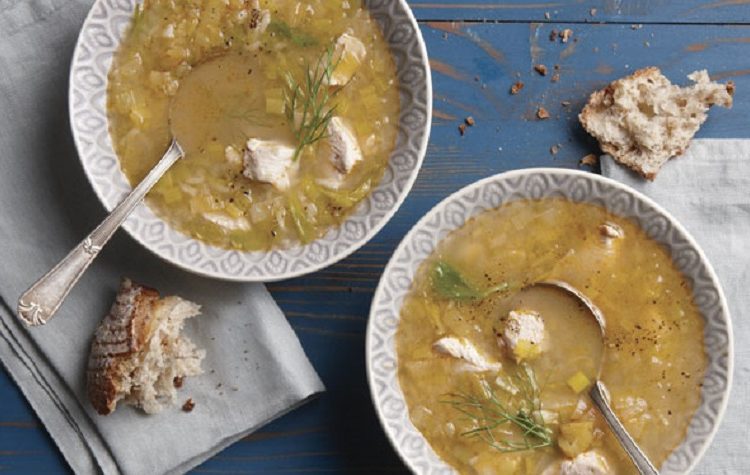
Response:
[0,2,324,474]
[601,139,749,474]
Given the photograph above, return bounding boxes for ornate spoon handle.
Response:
[590,381,659,475]
[17,140,183,326]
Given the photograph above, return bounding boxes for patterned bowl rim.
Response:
[366,167,734,474]
[68,0,432,282]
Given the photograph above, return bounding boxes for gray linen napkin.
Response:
[0,1,324,474]
[601,139,749,474]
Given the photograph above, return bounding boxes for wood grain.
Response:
[411,0,750,23]
[2,4,750,475]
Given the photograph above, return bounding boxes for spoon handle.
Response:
[17,140,183,326]
[590,381,659,475]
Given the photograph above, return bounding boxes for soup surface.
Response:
[108,0,399,250]
[397,199,707,474]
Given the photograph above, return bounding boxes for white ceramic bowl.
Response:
[367,168,733,474]
[69,0,431,282]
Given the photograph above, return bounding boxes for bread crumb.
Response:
[534,64,548,76]
[465,116,475,126]
[590,8,597,16]
[549,29,558,42]
[631,24,643,30]
[551,73,560,83]
[544,11,551,20]
[510,81,524,95]
[561,101,571,107]
[458,124,467,136]
[173,376,184,389]
[537,107,550,120]
[560,29,573,43]
[550,144,561,155]
[580,154,598,166]
[182,398,195,412]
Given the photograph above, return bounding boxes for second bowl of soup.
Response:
[367,169,731,475]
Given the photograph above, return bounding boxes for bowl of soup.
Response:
[69,0,431,281]
[367,169,732,474]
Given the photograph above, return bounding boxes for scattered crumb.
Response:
[580,154,599,166]
[551,73,560,83]
[590,8,597,16]
[458,123,467,136]
[173,376,184,389]
[474,76,480,82]
[536,107,550,120]
[534,64,548,76]
[465,116,475,126]
[549,29,558,42]
[561,101,571,107]
[631,24,643,30]
[554,64,560,70]
[544,11,551,20]
[644,41,651,47]
[560,29,573,43]
[550,144,561,155]
[510,81,524,95]
[182,398,195,413]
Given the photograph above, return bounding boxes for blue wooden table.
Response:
[2,1,748,473]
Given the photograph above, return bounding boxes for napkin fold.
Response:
[0,2,324,474]
[601,139,749,474]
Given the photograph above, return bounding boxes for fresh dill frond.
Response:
[284,44,341,161]
[441,365,553,453]
[268,20,318,47]
[431,260,510,301]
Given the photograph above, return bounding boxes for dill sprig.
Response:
[441,366,553,453]
[284,45,341,161]
[431,260,510,301]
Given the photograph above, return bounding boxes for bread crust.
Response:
[87,279,159,415]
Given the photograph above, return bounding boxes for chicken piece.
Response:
[327,117,363,174]
[242,139,297,191]
[502,310,546,362]
[329,30,367,86]
[433,337,502,372]
[560,451,610,475]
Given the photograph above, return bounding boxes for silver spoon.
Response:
[537,280,659,475]
[17,139,184,326]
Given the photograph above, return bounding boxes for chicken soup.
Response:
[397,199,707,474]
[107,0,400,250]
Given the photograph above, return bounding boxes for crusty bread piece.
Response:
[87,279,205,415]
[579,67,734,179]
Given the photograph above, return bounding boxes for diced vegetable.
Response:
[567,371,591,394]
[558,421,594,457]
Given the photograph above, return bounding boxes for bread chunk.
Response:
[87,279,205,415]
[579,67,733,179]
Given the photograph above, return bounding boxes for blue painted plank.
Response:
[410,0,750,23]
[2,18,749,475]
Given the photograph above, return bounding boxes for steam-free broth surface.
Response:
[107,0,399,250]
[397,199,707,474]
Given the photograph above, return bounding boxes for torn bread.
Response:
[579,67,734,179]
[87,279,205,415]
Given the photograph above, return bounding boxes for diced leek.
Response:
[558,421,594,457]
[513,340,542,361]
[567,371,591,394]
[225,202,244,218]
